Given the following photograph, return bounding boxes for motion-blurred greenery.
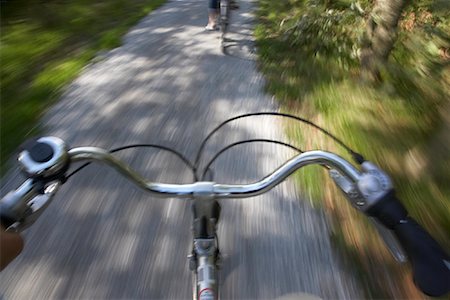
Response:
[0,0,166,172]
[256,0,449,298]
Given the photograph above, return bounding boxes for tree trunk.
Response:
[360,0,408,82]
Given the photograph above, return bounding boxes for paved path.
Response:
[0,1,362,298]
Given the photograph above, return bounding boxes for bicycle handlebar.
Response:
[2,139,363,230]
[1,136,449,296]
[69,146,362,199]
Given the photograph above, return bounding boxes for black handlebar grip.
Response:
[394,217,450,297]
[367,192,450,297]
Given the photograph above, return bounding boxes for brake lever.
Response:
[329,167,407,262]
[1,180,61,233]
[370,216,407,262]
[12,181,61,232]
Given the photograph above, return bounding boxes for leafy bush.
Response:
[276,1,366,68]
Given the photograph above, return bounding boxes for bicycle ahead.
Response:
[1,113,449,299]
[219,0,230,53]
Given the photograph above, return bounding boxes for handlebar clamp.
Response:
[331,161,394,212]
[356,162,393,211]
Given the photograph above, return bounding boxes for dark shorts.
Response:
[209,0,219,10]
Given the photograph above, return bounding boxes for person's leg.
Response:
[206,0,219,30]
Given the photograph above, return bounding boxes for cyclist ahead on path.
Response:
[205,0,219,31]
[205,0,239,31]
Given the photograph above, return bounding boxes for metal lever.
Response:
[1,181,61,232]
[370,217,407,262]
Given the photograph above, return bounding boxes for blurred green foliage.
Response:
[278,0,366,68]
[256,0,449,298]
[0,0,166,171]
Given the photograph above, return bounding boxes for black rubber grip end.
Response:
[394,218,450,297]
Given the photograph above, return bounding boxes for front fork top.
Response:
[190,200,221,299]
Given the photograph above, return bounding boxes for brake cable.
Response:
[66,144,198,181]
[201,139,304,180]
[66,113,364,183]
[194,112,365,178]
